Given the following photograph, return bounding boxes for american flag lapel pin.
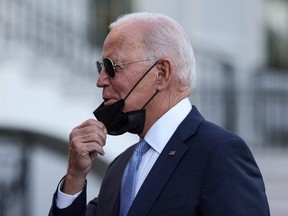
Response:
[168,150,176,156]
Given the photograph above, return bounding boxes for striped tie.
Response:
[119,139,150,216]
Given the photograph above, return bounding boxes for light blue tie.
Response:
[119,139,150,216]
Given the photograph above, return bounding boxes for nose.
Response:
[96,69,110,87]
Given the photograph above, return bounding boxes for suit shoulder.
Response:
[197,119,243,143]
[184,119,250,158]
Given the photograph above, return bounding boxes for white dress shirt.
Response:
[134,98,192,196]
[57,98,192,208]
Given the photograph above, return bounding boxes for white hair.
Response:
[109,12,196,88]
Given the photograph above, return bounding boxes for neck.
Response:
[138,86,191,138]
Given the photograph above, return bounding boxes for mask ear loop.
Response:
[124,61,159,101]
[141,90,159,110]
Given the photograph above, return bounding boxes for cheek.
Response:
[111,77,132,98]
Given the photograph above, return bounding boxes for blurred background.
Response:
[0,0,287,215]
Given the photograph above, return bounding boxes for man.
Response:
[49,12,269,215]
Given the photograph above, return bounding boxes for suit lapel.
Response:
[97,145,135,216]
[129,132,188,215]
[128,106,205,215]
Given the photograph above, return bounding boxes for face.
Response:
[96,24,158,112]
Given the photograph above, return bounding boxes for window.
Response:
[265,0,288,70]
[88,0,132,47]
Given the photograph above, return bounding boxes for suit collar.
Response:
[145,98,192,154]
[177,105,205,141]
[128,105,205,215]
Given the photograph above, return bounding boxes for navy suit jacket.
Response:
[49,106,269,216]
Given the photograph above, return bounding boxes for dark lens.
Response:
[96,61,102,74]
[103,58,115,77]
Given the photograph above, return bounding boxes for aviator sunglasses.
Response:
[96,58,154,78]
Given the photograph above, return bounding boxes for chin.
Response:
[104,99,118,106]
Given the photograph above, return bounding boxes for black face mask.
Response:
[93,61,158,135]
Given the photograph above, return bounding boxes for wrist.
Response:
[62,173,86,195]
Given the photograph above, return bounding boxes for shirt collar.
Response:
[144,98,192,154]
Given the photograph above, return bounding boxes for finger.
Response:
[78,132,106,147]
[85,142,105,156]
[70,125,107,145]
[89,151,98,161]
[69,134,106,157]
[76,119,106,131]
[72,120,106,135]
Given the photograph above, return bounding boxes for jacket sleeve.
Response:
[48,179,97,216]
[200,137,270,216]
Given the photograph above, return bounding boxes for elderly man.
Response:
[49,12,269,216]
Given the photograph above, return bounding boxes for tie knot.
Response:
[135,139,150,156]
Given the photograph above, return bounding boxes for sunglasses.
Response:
[96,58,154,78]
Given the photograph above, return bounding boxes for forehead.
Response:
[102,24,146,60]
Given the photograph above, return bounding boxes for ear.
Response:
[156,60,172,91]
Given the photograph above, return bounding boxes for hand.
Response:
[62,119,107,195]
